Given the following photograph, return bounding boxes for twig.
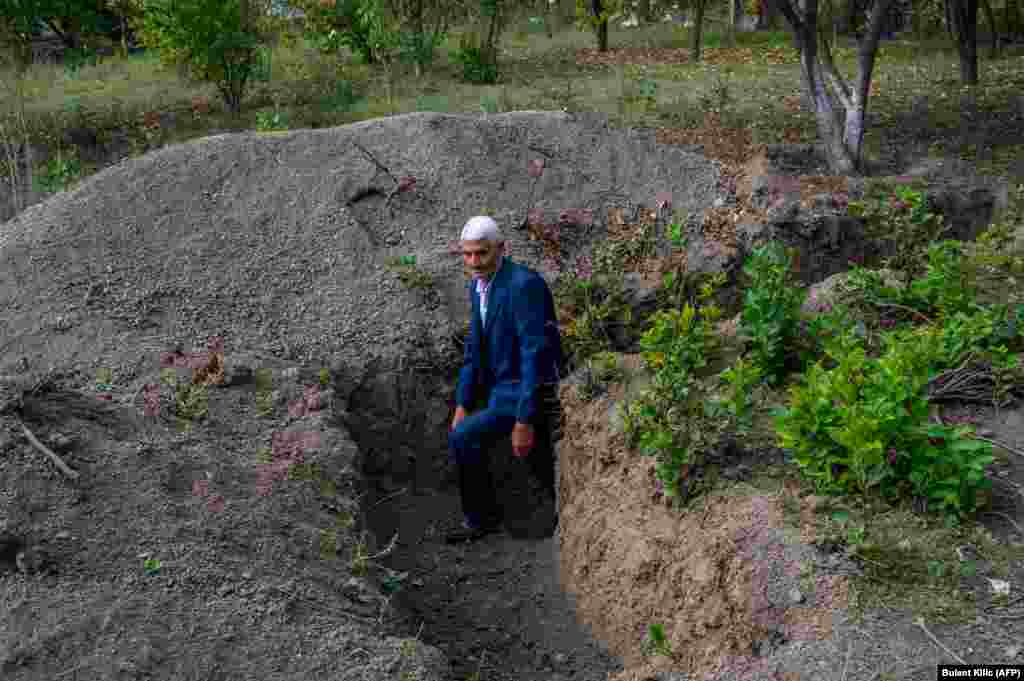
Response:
[972,435,1024,459]
[913,616,965,664]
[838,639,852,681]
[981,511,1024,536]
[873,302,932,324]
[20,420,79,480]
[370,486,408,508]
[989,611,1024,620]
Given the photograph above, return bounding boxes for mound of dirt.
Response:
[0,111,723,680]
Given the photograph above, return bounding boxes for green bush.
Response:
[627,275,725,502]
[774,310,1015,519]
[34,149,82,194]
[739,242,806,384]
[451,32,498,84]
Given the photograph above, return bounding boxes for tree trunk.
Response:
[639,0,653,21]
[591,0,610,50]
[1006,0,1023,36]
[951,0,979,84]
[979,0,999,55]
[768,0,893,174]
[483,0,503,73]
[690,0,706,61]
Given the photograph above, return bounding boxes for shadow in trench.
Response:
[363,440,622,681]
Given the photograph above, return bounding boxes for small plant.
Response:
[630,275,726,502]
[143,557,162,576]
[255,368,274,417]
[387,255,434,290]
[637,77,659,111]
[739,242,806,384]
[641,623,673,657]
[718,356,763,432]
[849,182,947,286]
[321,80,363,113]
[319,527,338,560]
[255,108,290,132]
[697,68,735,117]
[350,536,370,576]
[34,147,82,194]
[62,45,100,77]
[451,31,498,84]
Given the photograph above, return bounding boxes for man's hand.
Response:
[451,406,468,432]
[511,422,534,458]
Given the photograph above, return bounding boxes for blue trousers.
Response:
[448,389,559,528]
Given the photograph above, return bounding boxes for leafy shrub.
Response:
[321,80,363,113]
[626,276,725,502]
[849,182,947,286]
[63,46,100,77]
[774,312,1009,519]
[555,271,631,367]
[34,148,82,194]
[255,108,290,131]
[719,356,763,432]
[739,242,806,384]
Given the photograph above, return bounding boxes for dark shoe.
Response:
[444,520,503,544]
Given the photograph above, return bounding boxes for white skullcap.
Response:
[460,215,503,243]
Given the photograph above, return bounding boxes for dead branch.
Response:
[913,616,966,664]
[20,420,80,480]
[926,359,998,403]
[972,435,1024,460]
[981,511,1024,536]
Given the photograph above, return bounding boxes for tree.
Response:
[765,0,896,174]
[576,0,624,50]
[0,0,108,71]
[689,0,710,61]
[133,0,270,115]
[946,0,979,83]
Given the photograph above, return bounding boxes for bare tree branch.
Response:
[21,420,80,480]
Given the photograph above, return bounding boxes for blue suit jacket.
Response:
[456,258,564,424]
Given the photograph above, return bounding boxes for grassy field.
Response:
[2,10,1023,194]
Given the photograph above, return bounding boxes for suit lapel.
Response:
[483,260,509,334]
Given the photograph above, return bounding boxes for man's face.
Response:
[461,239,503,279]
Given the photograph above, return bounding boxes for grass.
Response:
[4,13,1023,182]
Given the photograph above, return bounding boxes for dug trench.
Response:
[346,354,624,681]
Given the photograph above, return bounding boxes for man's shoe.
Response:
[444,520,502,544]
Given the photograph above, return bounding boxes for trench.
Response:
[341,360,622,681]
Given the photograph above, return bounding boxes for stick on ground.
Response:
[20,421,80,480]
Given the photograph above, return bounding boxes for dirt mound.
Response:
[0,111,723,680]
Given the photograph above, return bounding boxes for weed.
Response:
[321,80,363,113]
[640,623,673,657]
[386,255,435,290]
[255,107,290,132]
[33,146,82,194]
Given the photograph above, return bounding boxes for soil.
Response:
[364,474,624,681]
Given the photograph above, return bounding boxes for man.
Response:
[447,215,564,544]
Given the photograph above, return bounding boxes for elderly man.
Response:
[446,215,565,544]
